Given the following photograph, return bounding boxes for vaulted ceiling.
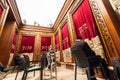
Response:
[16,0,66,28]
[7,0,75,31]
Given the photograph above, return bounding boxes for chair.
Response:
[22,54,48,80]
[46,52,57,80]
[23,55,38,76]
[71,48,109,80]
[13,55,25,80]
[0,62,13,79]
[0,62,14,72]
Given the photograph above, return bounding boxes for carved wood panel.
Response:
[89,0,119,65]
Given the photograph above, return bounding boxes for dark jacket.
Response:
[71,41,95,57]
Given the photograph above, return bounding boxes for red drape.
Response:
[0,6,3,18]
[72,0,97,39]
[40,37,51,52]
[11,32,17,53]
[20,36,35,53]
[61,23,70,50]
[55,34,59,51]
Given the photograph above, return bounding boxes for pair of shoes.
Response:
[91,77,97,80]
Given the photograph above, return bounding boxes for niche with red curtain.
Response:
[61,23,70,50]
[11,32,17,53]
[40,37,51,52]
[72,0,98,40]
[20,36,35,53]
[55,34,59,51]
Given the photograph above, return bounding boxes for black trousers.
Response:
[89,56,110,78]
[113,63,120,80]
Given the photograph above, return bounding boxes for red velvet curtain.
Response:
[20,36,35,53]
[11,32,17,53]
[55,34,59,51]
[72,0,97,39]
[40,37,51,52]
[61,23,70,50]
[0,6,3,18]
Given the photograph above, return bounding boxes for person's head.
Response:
[76,36,83,42]
[50,48,54,53]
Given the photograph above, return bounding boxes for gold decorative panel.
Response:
[89,0,117,55]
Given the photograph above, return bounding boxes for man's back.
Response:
[71,41,95,57]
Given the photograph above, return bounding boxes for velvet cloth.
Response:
[55,34,59,51]
[11,32,17,53]
[72,0,98,39]
[61,23,70,50]
[20,36,35,53]
[41,37,51,52]
[0,6,3,18]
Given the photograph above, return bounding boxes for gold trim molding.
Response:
[89,0,116,54]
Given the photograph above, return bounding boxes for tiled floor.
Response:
[2,64,104,80]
